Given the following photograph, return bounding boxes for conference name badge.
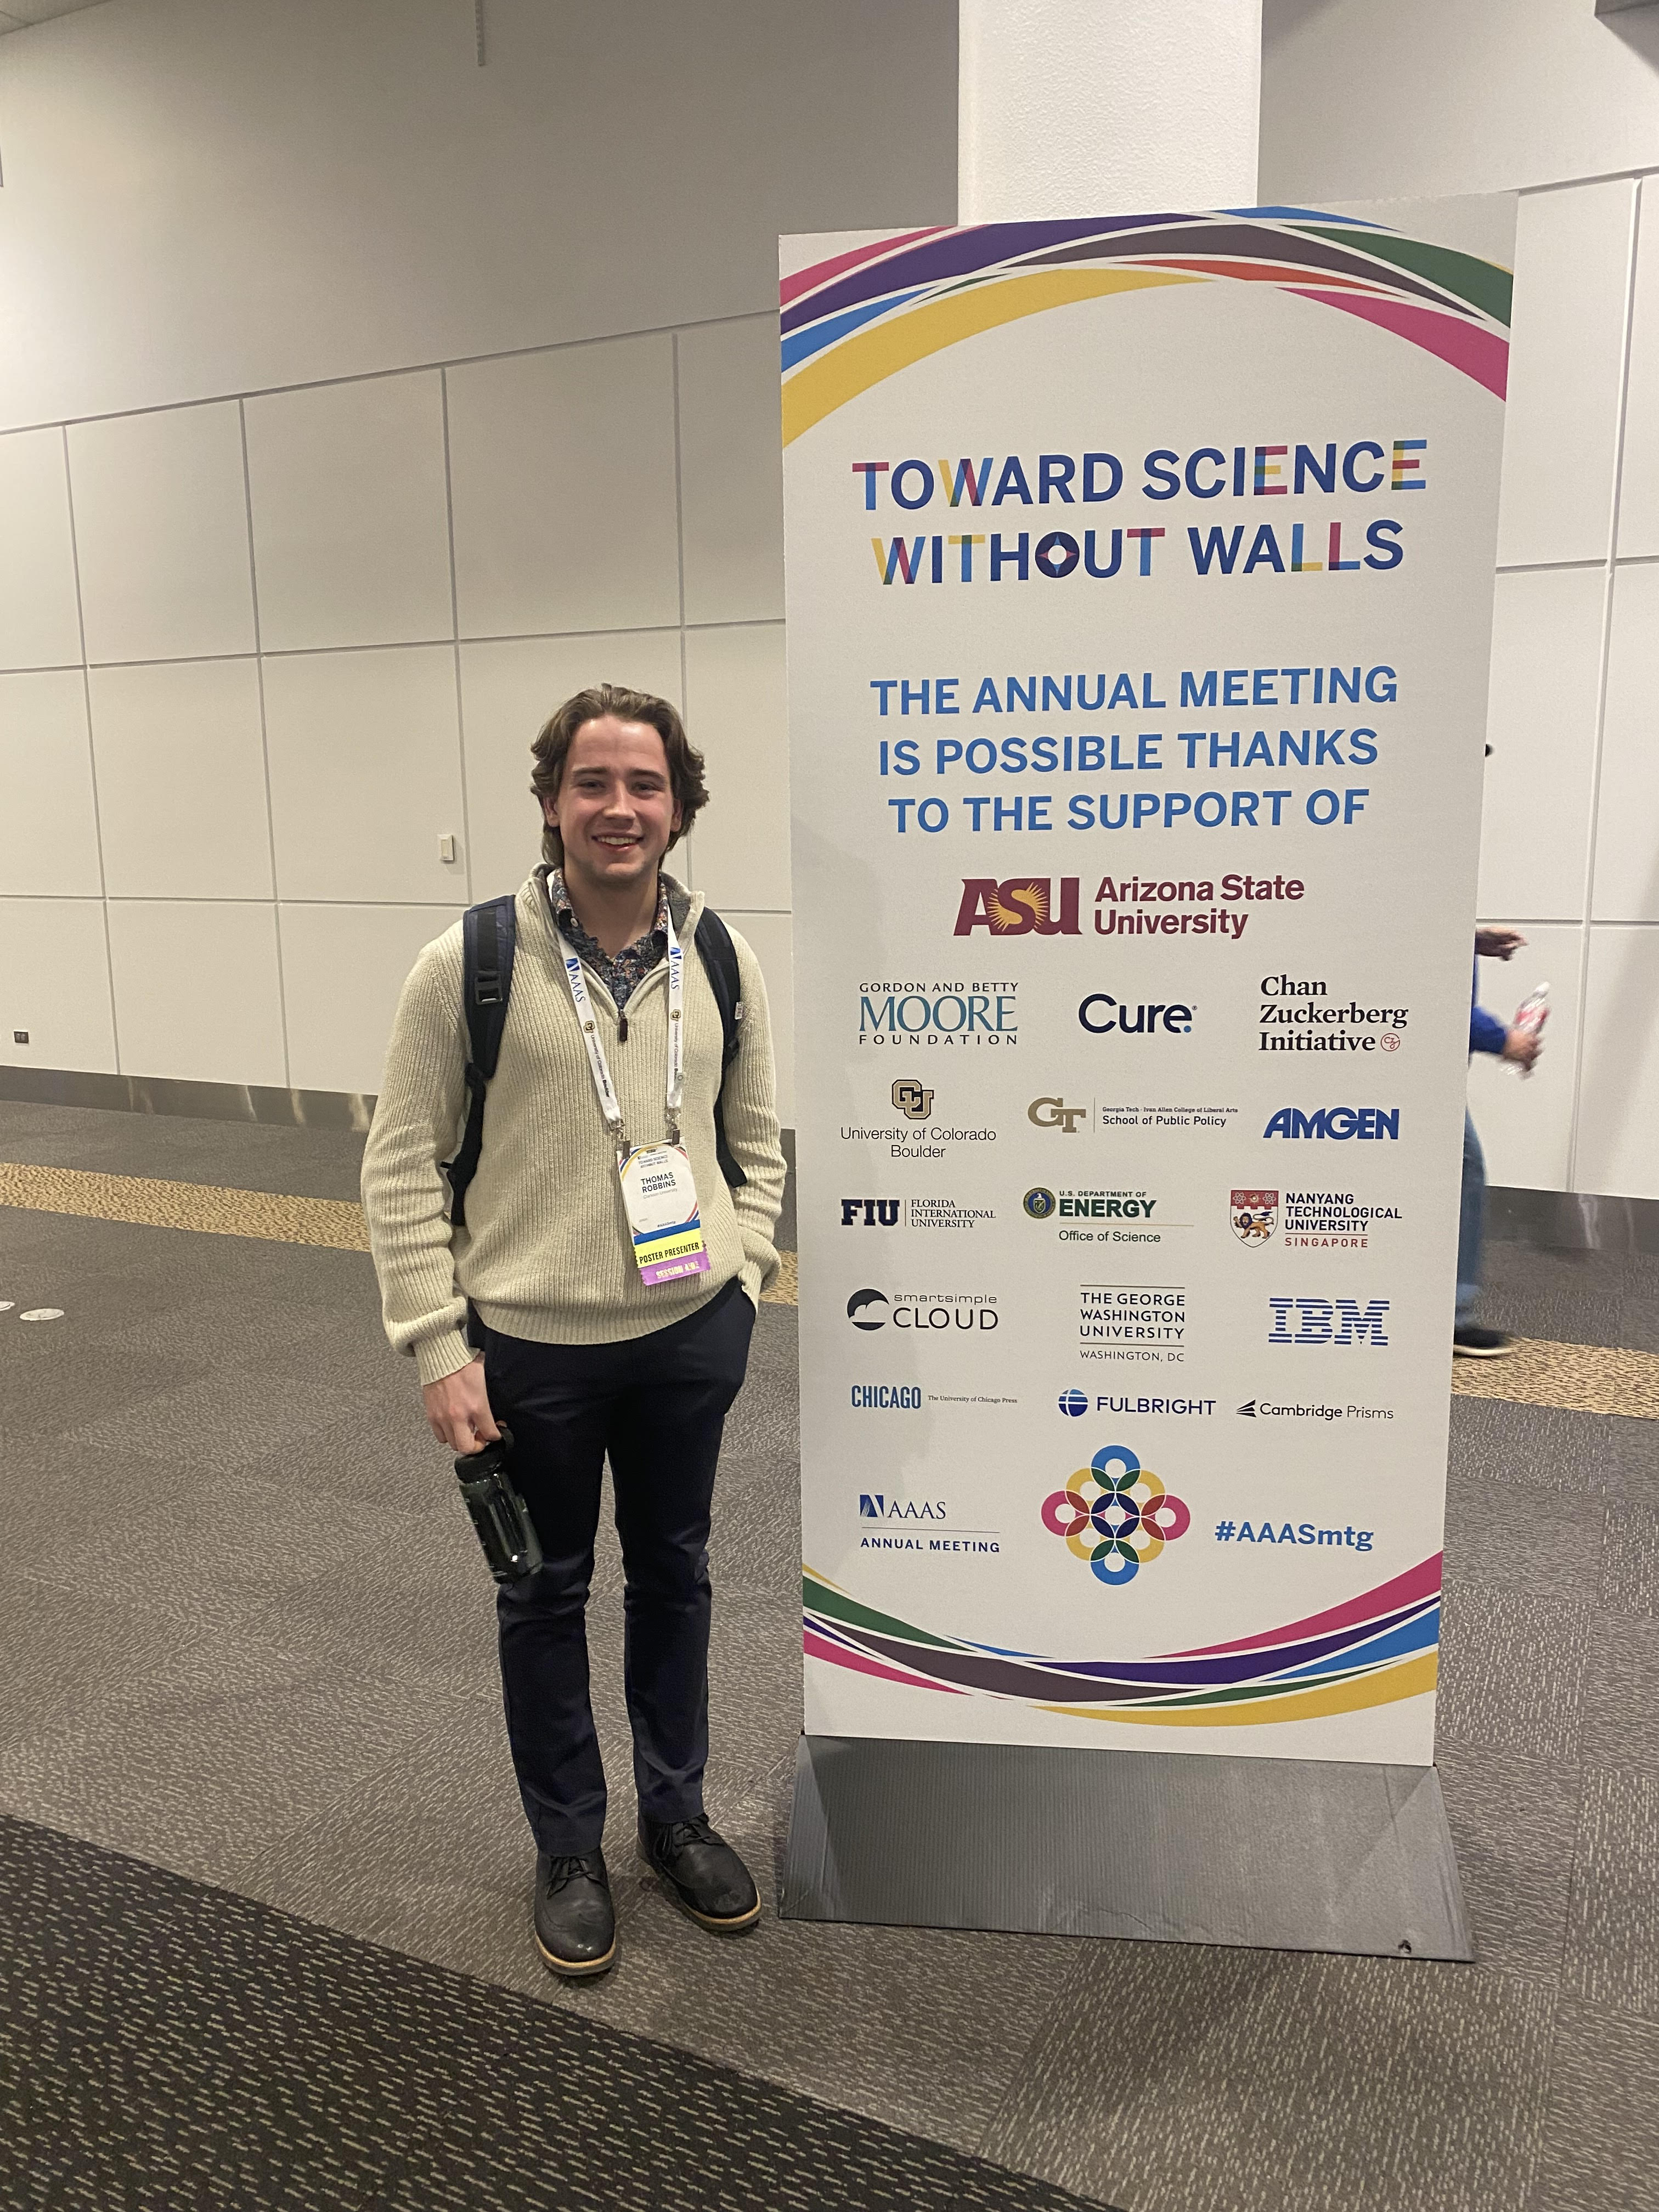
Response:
[620,1143,711,1287]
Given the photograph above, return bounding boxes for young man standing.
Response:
[362,684,785,1978]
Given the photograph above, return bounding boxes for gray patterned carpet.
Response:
[1,1101,1656,2212]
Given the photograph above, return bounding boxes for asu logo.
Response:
[955,878,1081,936]
[1231,1188,1278,1244]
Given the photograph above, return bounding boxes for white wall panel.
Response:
[0,428,83,670]
[1590,562,1659,924]
[1476,566,1604,924]
[1464,924,1582,1194]
[678,318,785,627]
[1495,182,1637,571]
[89,658,273,901]
[725,909,794,1127]
[448,338,680,641]
[459,630,684,903]
[681,625,789,913]
[245,372,454,652]
[1618,179,1659,560]
[261,645,466,905]
[107,898,286,1086]
[0,0,956,429]
[67,403,257,664]
[0,669,101,897]
[0,898,115,1073]
[1575,926,1659,1201]
[279,901,461,1096]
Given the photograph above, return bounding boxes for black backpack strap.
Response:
[443,895,518,1227]
[693,907,747,1189]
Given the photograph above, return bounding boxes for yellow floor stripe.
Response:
[1451,1335,1659,1420]
[3,1160,1653,1417]
[0,1160,370,1251]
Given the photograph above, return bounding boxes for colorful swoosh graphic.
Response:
[803,1553,1442,1726]
[780,213,1511,444]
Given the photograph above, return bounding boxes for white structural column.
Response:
[958,0,1262,220]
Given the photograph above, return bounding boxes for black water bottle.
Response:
[454,1424,543,1583]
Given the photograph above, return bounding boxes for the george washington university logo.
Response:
[955,878,1080,935]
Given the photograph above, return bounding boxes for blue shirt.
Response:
[1470,955,1505,1056]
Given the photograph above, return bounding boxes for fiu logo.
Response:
[892,1080,934,1120]
[955,878,1081,936]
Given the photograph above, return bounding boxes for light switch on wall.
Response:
[438,833,458,864]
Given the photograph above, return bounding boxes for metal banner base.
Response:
[780,1735,1473,1962]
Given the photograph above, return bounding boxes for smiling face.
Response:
[543,715,683,899]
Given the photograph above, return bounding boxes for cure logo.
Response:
[955,878,1080,936]
[1040,1442,1191,1589]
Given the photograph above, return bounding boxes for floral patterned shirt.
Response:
[546,867,672,1016]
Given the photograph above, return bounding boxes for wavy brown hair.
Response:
[529,684,710,867]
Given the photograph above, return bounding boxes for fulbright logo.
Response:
[1060,1390,1214,1417]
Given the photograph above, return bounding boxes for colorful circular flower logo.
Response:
[1040,1442,1191,1588]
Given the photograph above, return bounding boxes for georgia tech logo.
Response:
[956,878,1080,936]
[891,1080,934,1120]
[1029,1096,1087,1132]
[1079,995,1193,1035]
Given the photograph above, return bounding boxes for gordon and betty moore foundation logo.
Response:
[857,985,1018,1049]
[1041,1442,1191,1589]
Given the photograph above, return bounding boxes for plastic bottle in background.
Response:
[1511,982,1549,1077]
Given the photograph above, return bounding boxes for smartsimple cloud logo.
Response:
[1040,1442,1191,1589]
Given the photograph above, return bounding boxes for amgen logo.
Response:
[1263,1107,1400,1139]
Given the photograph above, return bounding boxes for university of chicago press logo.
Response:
[1040,1442,1190,1589]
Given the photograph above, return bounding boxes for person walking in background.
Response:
[362,684,786,1978]
[1457,926,1542,1358]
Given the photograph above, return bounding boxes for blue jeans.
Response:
[1457,1110,1485,1324]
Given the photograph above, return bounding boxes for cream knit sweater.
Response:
[362,871,786,1385]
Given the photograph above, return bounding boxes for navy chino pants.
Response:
[478,1277,754,1857]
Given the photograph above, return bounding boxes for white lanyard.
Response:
[554,901,684,1160]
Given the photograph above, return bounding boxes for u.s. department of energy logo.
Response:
[1024,1187,1057,1220]
[1231,1188,1278,1243]
[1040,1443,1190,1588]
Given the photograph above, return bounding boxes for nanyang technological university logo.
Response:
[1040,1443,1190,1589]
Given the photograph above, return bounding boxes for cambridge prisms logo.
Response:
[1040,1443,1190,1589]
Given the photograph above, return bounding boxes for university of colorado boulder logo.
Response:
[1231,1189,1278,1244]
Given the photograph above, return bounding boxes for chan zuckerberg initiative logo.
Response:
[1040,1442,1190,1589]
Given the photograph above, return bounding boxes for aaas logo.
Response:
[1231,1189,1278,1243]
[955,878,1080,936]
[1041,1442,1190,1589]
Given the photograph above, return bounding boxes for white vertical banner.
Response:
[783,204,1513,1763]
